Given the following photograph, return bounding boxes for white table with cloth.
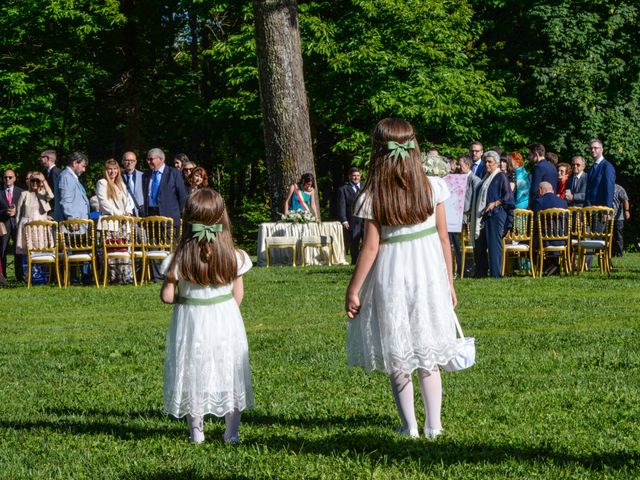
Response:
[256,221,348,266]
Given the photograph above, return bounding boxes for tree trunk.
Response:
[253,0,316,219]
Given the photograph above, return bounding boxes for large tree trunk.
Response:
[253,0,316,219]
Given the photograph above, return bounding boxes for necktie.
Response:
[6,188,12,205]
[79,182,86,196]
[354,184,360,193]
[472,163,477,174]
[127,173,135,193]
[151,171,160,205]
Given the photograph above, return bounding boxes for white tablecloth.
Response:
[256,221,347,266]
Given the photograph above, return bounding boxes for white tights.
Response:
[186,410,242,444]
[389,368,442,432]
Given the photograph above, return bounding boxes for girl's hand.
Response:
[345,291,360,319]
[450,284,458,309]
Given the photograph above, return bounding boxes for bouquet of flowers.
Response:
[279,210,318,224]
[422,153,451,177]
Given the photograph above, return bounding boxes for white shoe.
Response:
[396,426,419,439]
[188,416,205,444]
[424,427,443,440]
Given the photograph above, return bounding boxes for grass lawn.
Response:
[0,254,639,479]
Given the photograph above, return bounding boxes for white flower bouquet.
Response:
[279,210,318,224]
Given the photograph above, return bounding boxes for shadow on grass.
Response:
[2,409,637,473]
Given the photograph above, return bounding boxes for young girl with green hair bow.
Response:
[160,188,254,445]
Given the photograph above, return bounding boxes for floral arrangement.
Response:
[422,153,451,177]
[279,210,318,224]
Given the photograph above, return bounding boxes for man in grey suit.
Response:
[565,156,588,207]
[458,155,481,276]
[54,152,91,283]
[121,151,144,216]
[54,152,90,222]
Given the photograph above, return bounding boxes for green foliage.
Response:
[0,256,639,478]
[300,0,514,164]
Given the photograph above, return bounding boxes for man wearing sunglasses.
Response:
[0,170,25,282]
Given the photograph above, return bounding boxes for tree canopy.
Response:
[1,0,639,212]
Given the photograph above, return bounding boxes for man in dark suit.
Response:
[565,156,588,207]
[533,181,568,275]
[142,148,188,227]
[121,151,145,217]
[142,148,187,280]
[39,149,62,197]
[336,167,363,264]
[528,143,557,210]
[469,141,485,179]
[585,139,615,207]
[1,169,25,281]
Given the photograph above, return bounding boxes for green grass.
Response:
[1,255,639,479]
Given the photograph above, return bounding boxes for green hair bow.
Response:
[387,140,416,161]
[191,223,223,242]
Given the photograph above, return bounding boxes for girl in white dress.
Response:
[160,188,253,444]
[345,118,459,439]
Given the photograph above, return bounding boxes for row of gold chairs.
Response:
[23,215,175,288]
[458,206,615,278]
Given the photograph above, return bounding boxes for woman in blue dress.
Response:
[283,173,319,218]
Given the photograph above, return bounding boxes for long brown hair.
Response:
[103,158,126,201]
[361,118,434,226]
[167,188,239,286]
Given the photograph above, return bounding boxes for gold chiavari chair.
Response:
[59,219,100,287]
[24,220,61,288]
[575,206,615,274]
[97,215,137,287]
[536,208,571,276]
[502,209,535,277]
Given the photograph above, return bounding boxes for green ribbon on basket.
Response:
[387,140,416,161]
[191,223,223,242]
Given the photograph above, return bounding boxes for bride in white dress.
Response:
[345,118,460,440]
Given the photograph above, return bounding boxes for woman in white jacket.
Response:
[96,159,134,284]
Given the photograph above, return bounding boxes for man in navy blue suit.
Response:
[533,181,568,275]
[585,139,615,207]
[528,143,557,210]
[142,148,188,227]
[469,141,485,179]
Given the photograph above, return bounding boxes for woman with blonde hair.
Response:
[15,171,54,255]
[96,159,134,284]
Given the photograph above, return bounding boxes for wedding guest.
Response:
[556,162,570,199]
[469,141,485,178]
[15,172,54,256]
[510,152,530,210]
[284,173,319,218]
[565,156,588,207]
[528,143,557,209]
[181,160,196,180]
[500,154,516,192]
[187,166,209,194]
[472,151,514,278]
[96,159,134,284]
[585,139,615,207]
[39,149,62,202]
[612,184,630,257]
[1,169,25,281]
[174,153,189,171]
[345,117,461,440]
[121,151,144,216]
